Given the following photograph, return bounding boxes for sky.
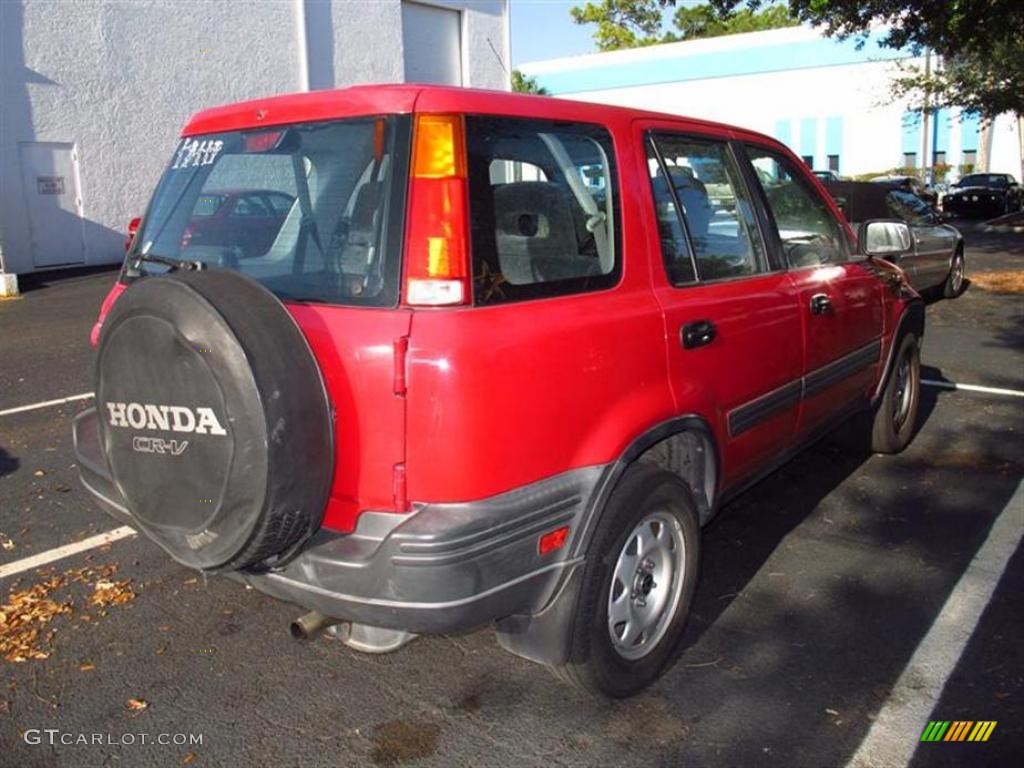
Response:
[510,0,597,67]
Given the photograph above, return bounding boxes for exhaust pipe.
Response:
[289,611,334,640]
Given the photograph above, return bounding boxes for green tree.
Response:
[673,3,797,40]
[511,69,549,95]
[569,0,671,52]
[569,1,797,52]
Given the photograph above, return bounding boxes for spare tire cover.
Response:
[95,270,333,572]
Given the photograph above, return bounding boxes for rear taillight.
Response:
[404,114,470,307]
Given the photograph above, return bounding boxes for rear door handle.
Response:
[809,293,832,315]
[681,320,716,349]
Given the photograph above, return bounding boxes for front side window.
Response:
[647,134,766,284]
[466,117,620,305]
[885,190,934,225]
[745,146,848,268]
[131,116,407,307]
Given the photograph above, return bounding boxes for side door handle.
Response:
[681,320,716,349]
[809,293,832,315]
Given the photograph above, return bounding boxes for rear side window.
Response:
[744,146,849,268]
[465,117,620,305]
[647,134,766,284]
[131,116,409,307]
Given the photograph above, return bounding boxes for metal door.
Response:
[18,142,85,268]
[401,2,463,86]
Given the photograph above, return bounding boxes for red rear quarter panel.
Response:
[404,106,677,503]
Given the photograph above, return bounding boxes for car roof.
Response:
[182,83,784,149]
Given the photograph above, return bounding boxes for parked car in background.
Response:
[870,175,938,206]
[943,173,1022,218]
[182,189,295,258]
[825,180,964,297]
[813,170,843,182]
[75,85,925,698]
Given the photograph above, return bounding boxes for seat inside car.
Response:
[492,181,598,283]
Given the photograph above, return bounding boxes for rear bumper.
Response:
[73,406,606,634]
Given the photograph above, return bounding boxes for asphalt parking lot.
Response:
[1,224,1022,768]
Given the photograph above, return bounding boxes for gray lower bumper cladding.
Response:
[73,406,606,635]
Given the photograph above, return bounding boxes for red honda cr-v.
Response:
[75,85,923,697]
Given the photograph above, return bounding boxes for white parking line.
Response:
[0,526,136,580]
[0,391,94,418]
[847,479,1024,768]
[922,379,1024,398]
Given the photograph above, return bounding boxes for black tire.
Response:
[554,463,700,698]
[943,248,965,299]
[870,333,921,454]
[96,270,333,572]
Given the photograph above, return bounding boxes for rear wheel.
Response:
[555,463,700,697]
[943,249,965,298]
[870,333,920,454]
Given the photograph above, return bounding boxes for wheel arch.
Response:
[873,297,925,404]
[494,414,721,667]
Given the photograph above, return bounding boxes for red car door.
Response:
[639,125,804,489]
[743,144,884,436]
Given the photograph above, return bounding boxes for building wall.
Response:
[0,0,509,277]
[520,26,1022,182]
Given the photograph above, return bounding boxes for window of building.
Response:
[646,135,766,284]
[466,117,620,305]
[903,152,918,169]
[745,145,848,269]
[933,151,947,166]
[962,149,977,168]
[801,155,814,167]
[827,154,840,172]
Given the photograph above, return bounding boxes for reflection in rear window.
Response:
[192,194,225,217]
[130,116,408,307]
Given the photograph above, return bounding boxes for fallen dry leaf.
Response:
[126,698,149,712]
[0,533,14,551]
[33,470,45,477]
[183,751,197,764]
[0,576,72,662]
[1,565,136,663]
[971,270,1024,294]
[79,663,95,672]
[89,579,135,609]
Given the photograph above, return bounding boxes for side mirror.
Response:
[859,219,912,258]
[124,216,141,252]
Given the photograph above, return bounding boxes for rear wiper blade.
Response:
[131,253,207,272]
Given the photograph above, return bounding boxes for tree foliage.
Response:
[569,0,667,52]
[569,0,797,52]
[511,69,549,95]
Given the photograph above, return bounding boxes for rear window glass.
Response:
[466,117,620,305]
[129,116,409,307]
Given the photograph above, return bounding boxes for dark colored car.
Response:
[813,170,842,182]
[75,85,925,698]
[870,175,938,206]
[182,189,295,258]
[943,173,1022,218]
[824,181,965,297]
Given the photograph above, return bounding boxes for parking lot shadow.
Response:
[604,383,1024,766]
[0,446,18,478]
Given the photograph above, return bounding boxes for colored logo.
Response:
[920,721,996,742]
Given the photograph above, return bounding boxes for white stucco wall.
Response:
[0,0,509,277]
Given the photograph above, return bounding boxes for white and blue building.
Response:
[519,26,1022,181]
